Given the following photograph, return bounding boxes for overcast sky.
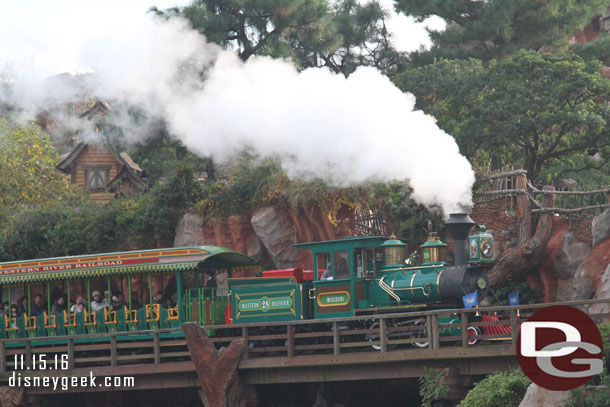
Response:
[0,0,444,77]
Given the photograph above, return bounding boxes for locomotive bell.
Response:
[380,235,407,269]
[420,233,447,265]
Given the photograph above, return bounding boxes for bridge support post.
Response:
[183,322,259,407]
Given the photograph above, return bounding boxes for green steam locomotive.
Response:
[228,213,494,331]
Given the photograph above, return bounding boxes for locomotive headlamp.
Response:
[468,225,495,263]
[380,235,407,268]
[481,240,493,258]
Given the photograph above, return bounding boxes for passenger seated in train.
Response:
[52,296,68,314]
[130,292,142,309]
[16,297,27,316]
[70,295,85,313]
[91,291,105,312]
[114,292,126,310]
[31,294,45,316]
[153,291,164,305]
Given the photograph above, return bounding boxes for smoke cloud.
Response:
[1,12,473,214]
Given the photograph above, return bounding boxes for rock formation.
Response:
[251,207,299,269]
[518,383,571,407]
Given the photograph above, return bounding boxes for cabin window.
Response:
[334,251,349,279]
[316,253,330,280]
[84,166,110,191]
[354,249,364,278]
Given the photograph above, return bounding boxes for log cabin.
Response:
[56,142,146,204]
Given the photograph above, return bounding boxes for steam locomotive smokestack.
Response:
[445,213,476,266]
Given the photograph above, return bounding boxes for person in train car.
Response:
[152,291,164,305]
[91,291,105,312]
[131,292,142,310]
[71,295,84,313]
[31,294,44,316]
[52,296,68,314]
[320,262,333,281]
[203,271,217,297]
[114,293,126,310]
[16,296,27,316]
[10,305,17,326]
[102,290,110,308]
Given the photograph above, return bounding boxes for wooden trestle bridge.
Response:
[0,299,608,401]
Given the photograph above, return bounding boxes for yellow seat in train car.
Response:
[145,304,160,330]
[0,314,7,339]
[159,305,169,329]
[44,312,57,337]
[167,306,180,328]
[115,306,127,332]
[6,315,19,339]
[84,310,97,334]
[104,307,118,333]
[25,313,39,338]
[125,308,139,332]
[95,308,107,333]
[136,307,148,331]
[64,310,77,336]
[55,311,66,336]
[75,311,86,335]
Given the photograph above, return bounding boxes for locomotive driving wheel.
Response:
[413,319,429,348]
[366,321,382,350]
[467,326,481,346]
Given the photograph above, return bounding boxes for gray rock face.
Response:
[251,207,298,269]
[246,235,264,261]
[555,261,595,302]
[592,208,610,247]
[174,211,205,247]
[552,233,591,280]
[518,383,571,407]
[589,263,610,316]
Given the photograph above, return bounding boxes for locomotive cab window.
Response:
[334,251,349,279]
[354,249,364,278]
[316,252,331,280]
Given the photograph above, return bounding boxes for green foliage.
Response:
[0,165,202,261]
[0,119,87,220]
[396,0,609,62]
[367,181,443,247]
[487,280,541,306]
[460,370,530,407]
[151,0,402,76]
[419,367,449,407]
[127,121,209,185]
[395,51,610,181]
[572,33,610,66]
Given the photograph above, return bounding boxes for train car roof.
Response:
[0,246,259,284]
[293,236,389,251]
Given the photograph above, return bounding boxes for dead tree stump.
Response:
[182,323,259,407]
[487,187,555,287]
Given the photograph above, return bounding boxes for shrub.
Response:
[460,370,530,407]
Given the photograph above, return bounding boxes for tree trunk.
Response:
[487,187,555,287]
[183,323,259,407]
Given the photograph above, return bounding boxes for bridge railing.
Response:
[1,298,609,371]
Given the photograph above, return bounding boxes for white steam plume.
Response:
[2,15,473,214]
